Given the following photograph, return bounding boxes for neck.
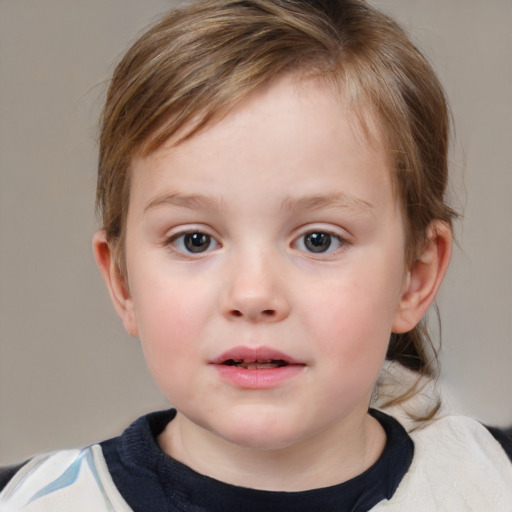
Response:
[158,409,386,492]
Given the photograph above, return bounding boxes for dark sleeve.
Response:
[0,461,29,492]
[485,425,512,462]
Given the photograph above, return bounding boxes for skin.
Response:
[94,74,452,491]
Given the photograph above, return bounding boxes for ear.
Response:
[392,221,452,333]
[92,230,139,337]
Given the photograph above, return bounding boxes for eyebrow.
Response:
[281,193,375,216]
[144,191,374,216]
[144,192,227,213]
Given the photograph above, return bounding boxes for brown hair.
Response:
[97,0,456,415]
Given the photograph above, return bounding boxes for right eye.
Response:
[293,231,345,254]
[167,232,219,254]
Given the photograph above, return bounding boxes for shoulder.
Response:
[382,415,512,510]
[411,415,512,463]
[0,447,131,511]
[0,410,174,512]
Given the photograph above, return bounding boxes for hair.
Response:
[97,0,457,419]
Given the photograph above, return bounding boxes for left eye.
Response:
[294,231,344,254]
[169,232,219,254]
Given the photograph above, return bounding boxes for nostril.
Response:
[229,309,276,319]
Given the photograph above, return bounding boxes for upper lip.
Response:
[210,346,304,365]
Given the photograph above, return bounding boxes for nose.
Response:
[221,250,290,323]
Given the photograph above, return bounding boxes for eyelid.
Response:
[163,226,222,257]
[291,225,350,256]
[293,223,351,241]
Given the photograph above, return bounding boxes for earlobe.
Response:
[92,230,139,337]
[392,221,452,333]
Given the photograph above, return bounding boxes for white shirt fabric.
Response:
[1,414,511,512]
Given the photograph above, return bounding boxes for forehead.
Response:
[136,69,386,159]
[129,74,393,212]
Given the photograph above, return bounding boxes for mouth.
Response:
[222,359,291,370]
[211,346,303,368]
[210,346,305,388]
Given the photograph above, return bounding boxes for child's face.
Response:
[120,75,411,450]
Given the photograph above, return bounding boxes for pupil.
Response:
[305,232,331,253]
[184,233,210,253]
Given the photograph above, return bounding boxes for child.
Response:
[1,0,511,510]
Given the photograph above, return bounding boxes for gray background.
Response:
[1,0,511,464]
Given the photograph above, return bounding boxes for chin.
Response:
[223,429,301,451]
[211,412,307,452]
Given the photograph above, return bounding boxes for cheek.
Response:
[133,282,212,404]
[303,268,402,363]
[129,271,215,370]
[303,278,397,408]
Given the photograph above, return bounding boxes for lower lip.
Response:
[212,364,305,389]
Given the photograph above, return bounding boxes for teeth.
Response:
[223,359,288,369]
[243,362,281,369]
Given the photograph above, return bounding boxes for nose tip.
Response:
[222,263,290,323]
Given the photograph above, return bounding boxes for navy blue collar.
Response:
[100,408,413,512]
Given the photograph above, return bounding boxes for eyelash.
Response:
[163,228,348,257]
[164,230,220,256]
[293,230,347,255]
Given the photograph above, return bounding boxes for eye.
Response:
[168,231,219,254]
[294,231,344,254]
